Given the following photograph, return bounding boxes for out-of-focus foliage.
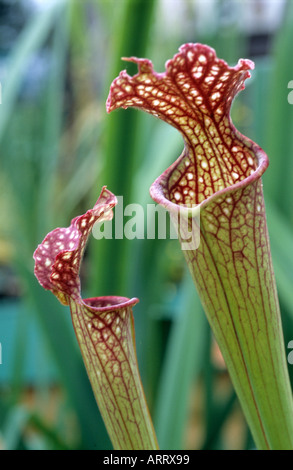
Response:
[0,0,292,450]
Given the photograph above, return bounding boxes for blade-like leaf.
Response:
[154,273,207,449]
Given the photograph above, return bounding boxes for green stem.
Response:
[90,0,157,295]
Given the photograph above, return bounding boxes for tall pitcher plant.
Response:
[106,43,293,450]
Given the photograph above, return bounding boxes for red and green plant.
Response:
[33,187,158,450]
[33,43,293,450]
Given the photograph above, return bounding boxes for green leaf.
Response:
[154,273,207,449]
[0,0,67,145]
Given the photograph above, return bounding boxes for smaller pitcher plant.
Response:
[33,187,158,450]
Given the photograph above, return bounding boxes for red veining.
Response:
[107,43,266,208]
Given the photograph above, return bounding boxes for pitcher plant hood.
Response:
[106,43,293,450]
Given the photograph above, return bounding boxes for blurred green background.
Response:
[0,0,293,450]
